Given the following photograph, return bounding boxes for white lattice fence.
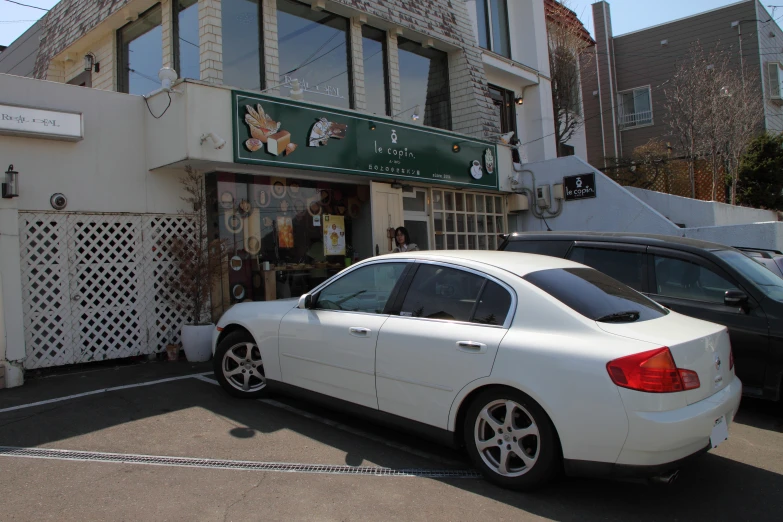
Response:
[142,215,198,352]
[19,212,196,369]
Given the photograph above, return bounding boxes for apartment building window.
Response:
[767,62,783,99]
[476,0,511,58]
[118,5,163,95]
[618,86,653,129]
[488,84,516,134]
[362,26,390,116]
[398,38,451,130]
[223,0,262,90]
[277,0,352,109]
[174,0,199,80]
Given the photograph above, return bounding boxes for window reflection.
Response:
[397,38,451,130]
[361,26,389,116]
[223,0,262,89]
[175,0,200,80]
[119,5,163,95]
[277,0,351,109]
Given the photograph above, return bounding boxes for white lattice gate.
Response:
[19,212,196,369]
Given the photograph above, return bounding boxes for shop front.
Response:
[207,90,504,308]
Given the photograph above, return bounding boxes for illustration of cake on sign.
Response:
[309,117,348,147]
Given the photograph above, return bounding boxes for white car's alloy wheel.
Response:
[222,341,266,393]
[474,399,540,477]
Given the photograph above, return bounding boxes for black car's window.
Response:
[568,247,645,291]
[714,249,783,301]
[653,256,737,304]
[504,240,572,258]
[472,280,512,326]
[400,264,484,322]
[524,268,668,323]
[315,263,406,313]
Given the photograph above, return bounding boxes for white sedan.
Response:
[212,251,741,490]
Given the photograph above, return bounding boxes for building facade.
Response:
[1,0,566,382]
[583,0,783,170]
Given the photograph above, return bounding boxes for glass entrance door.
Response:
[403,187,430,251]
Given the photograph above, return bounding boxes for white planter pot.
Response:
[181,324,214,362]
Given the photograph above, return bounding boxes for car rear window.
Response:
[523,268,668,323]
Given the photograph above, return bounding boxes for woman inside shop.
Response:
[393,226,419,253]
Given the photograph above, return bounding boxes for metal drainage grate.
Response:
[0,446,482,479]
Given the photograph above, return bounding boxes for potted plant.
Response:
[168,166,225,362]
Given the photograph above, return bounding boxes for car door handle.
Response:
[349,327,371,337]
[457,341,487,353]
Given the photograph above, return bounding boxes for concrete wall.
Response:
[684,222,783,250]
[0,73,186,214]
[510,156,680,234]
[626,187,778,228]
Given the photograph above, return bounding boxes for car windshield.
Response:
[714,249,783,301]
[523,268,669,323]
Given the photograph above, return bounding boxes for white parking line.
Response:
[195,375,467,468]
[0,372,214,414]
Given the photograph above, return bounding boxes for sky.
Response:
[0,0,771,47]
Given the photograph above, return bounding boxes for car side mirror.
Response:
[724,290,748,307]
[298,294,314,310]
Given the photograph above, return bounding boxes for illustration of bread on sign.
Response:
[244,102,298,156]
[309,117,348,147]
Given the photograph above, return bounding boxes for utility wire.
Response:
[3,0,49,11]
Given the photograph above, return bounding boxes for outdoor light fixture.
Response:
[158,67,178,92]
[411,106,420,121]
[289,78,304,100]
[486,131,515,145]
[84,53,99,73]
[452,143,461,153]
[3,164,19,199]
[514,97,524,105]
[369,121,377,130]
[201,132,226,149]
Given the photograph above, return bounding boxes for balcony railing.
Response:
[619,110,653,129]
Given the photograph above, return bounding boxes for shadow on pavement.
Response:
[2,361,783,521]
[732,397,783,432]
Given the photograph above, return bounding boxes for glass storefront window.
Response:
[431,189,505,251]
[362,26,389,116]
[207,173,370,307]
[118,5,163,95]
[175,0,200,80]
[223,0,262,90]
[277,0,351,109]
[397,38,451,130]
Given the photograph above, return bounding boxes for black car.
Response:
[499,232,783,402]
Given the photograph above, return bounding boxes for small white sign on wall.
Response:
[0,103,83,141]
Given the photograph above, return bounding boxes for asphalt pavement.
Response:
[0,359,781,521]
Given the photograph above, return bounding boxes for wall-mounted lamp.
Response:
[84,52,99,73]
[411,105,420,121]
[452,143,461,153]
[3,164,19,199]
[289,78,304,100]
[514,97,524,105]
[369,121,377,131]
[201,132,226,149]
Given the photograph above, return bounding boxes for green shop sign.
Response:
[232,91,499,190]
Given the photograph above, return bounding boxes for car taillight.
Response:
[607,347,701,393]
[729,348,734,370]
